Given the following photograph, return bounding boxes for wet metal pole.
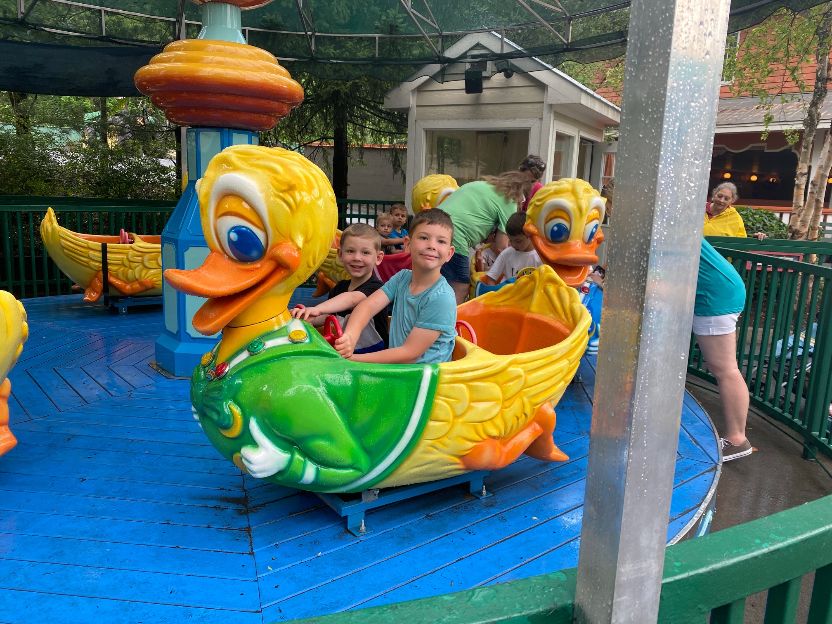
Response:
[573,1,730,622]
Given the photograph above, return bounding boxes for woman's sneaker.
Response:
[720,438,753,462]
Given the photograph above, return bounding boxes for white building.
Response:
[384,31,620,209]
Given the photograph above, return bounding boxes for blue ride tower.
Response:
[134,0,303,376]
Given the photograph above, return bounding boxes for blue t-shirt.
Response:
[381,270,457,364]
[389,228,408,251]
[695,239,746,317]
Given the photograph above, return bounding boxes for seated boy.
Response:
[387,203,409,252]
[481,212,542,284]
[335,209,457,364]
[292,223,388,353]
[374,212,397,255]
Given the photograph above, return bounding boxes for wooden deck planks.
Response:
[0,294,720,623]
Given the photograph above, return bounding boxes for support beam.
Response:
[573,1,731,622]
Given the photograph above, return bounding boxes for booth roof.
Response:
[0,0,826,96]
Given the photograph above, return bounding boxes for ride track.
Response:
[0,292,720,623]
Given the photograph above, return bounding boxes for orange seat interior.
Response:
[455,302,572,356]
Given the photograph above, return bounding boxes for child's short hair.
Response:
[390,203,408,215]
[341,223,382,251]
[505,211,528,237]
[410,208,454,238]
[375,212,394,226]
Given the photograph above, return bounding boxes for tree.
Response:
[261,73,407,199]
[0,93,178,199]
[726,4,832,240]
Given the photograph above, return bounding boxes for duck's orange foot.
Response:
[461,420,544,471]
[107,275,155,296]
[524,402,568,462]
[0,379,18,456]
[83,271,104,302]
[460,402,569,471]
[312,271,335,297]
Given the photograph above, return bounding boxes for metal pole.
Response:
[573,1,731,622]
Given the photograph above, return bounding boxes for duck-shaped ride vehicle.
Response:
[0,291,28,456]
[166,146,590,493]
[40,208,162,302]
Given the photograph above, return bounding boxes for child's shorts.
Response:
[692,313,740,336]
[440,252,470,284]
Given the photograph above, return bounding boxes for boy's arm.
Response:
[291,290,367,320]
[381,236,407,247]
[334,288,390,358]
[483,252,507,285]
[350,328,440,364]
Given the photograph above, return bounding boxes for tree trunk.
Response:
[6,92,32,136]
[788,8,832,239]
[98,96,108,146]
[805,121,832,240]
[332,92,349,199]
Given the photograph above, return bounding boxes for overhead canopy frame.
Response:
[0,0,826,95]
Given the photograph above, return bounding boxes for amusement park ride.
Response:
[0,0,729,620]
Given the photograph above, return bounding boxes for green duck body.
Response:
[193,319,439,493]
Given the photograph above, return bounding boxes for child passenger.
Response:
[335,209,458,364]
[291,223,388,353]
[388,203,409,251]
[481,212,542,284]
[374,212,397,254]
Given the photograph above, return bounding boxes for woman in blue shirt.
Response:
[694,239,752,462]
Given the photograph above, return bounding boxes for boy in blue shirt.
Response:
[388,203,409,251]
[335,209,457,364]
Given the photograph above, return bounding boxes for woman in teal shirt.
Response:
[694,239,752,462]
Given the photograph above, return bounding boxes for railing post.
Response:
[573,1,731,622]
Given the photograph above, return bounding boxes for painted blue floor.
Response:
[0,294,720,623]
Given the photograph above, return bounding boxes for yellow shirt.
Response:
[703,206,747,237]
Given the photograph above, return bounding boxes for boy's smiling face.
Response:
[408,223,454,272]
[338,235,383,279]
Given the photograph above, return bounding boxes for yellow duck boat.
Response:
[166,146,589,493]
[40,208,163,302]
[0,291,28,456]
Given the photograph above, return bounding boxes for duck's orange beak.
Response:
[165,242,300,335]
[525,224,604,287]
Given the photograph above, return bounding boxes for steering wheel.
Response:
[455,320,478,345]
[321,315,343,346]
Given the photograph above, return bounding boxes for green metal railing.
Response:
[688,237,832,459]
[287,494,832,623]
[0,196,397,299]
[336,198,399,230]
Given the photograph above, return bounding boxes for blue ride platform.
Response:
[0,294,720,623]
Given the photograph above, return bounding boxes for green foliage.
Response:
[558,59,624,96]
[729,4,831,143]
[0,93,177,199]
[736,206,788,238]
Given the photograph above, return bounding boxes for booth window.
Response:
[426,129,529,185]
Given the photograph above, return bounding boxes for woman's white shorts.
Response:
[692,313,740,336]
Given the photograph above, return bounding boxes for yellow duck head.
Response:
[165,146,337,344]
[411,174,459,213]
[524,178,605,287]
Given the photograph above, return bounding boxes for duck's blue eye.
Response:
[227,225,265,262]
[545,217,570,243]
[584,219,599,243]
[216,215,267,262]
